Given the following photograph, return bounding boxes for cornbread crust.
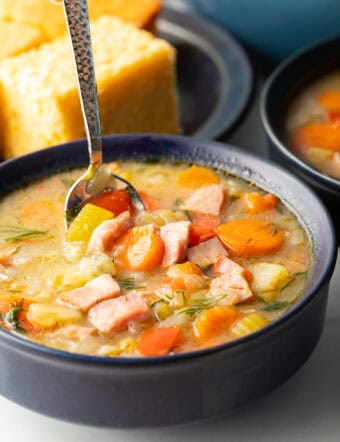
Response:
[0,0,161,40]
[0,16,179,158]
[0,19,45,59]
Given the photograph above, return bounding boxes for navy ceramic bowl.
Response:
[261,36,340,241]
[0,135,337,427]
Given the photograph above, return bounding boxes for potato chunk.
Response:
[248,263,289,302]
[27,303,82,328]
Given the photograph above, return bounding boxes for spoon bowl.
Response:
[63,0,144,227]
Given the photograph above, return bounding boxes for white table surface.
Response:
[1,4,340,438]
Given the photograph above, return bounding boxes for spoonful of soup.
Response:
[63,0,145,228]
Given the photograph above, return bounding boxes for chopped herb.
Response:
[0,225,48,243]
[275,206,284,214]
[10,246,21,255]
[6,306,24,332]
[173,198,184,208]
[230,195,240,202]
[269,223,280,235]
[262,301,292,312]
[178,293,228,317]
[280,271,309,293]
[184,210,192,221]
[198,264,213,274]
[118,278,145,290]
[8,289,23,294]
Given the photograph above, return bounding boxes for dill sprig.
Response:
[178,293,228,317]
[118,277,146,290]
[262,301,292,312]
[6,305,25,332]
[280,270,309,293]
[0,225,48,243]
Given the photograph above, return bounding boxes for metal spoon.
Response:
[63,0,144,228]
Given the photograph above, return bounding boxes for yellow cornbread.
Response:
[0,19,45,59]
[0,0,161,41]
[0,16,179,158]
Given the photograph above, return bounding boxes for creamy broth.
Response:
[0,161,311,357]
[286,70,340,179]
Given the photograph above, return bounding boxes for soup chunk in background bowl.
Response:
[0,135,336,427]
[261,35,340,240]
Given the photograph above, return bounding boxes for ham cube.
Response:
[87,211,133,256]
[88,293,151,335]
[187,237,227,268]
[60,274,121,312]
[184,184,225,216]
[160,221,190,267]
[209,269,253,304]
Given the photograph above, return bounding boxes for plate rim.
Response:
[159,4,254,140]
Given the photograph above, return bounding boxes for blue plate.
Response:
[159,5,253,139]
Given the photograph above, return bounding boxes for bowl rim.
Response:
[0,134,337,366]
[260,34,340,191]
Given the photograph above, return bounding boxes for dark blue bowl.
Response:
[261,36,340,241]
[0,135,336,427]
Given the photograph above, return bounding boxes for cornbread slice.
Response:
[0,16,179,158]
[0,0,161,40]
[0,19,45,59]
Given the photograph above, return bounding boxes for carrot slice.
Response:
[293,123,340,152]
[244,193,278,214]
[166,261,203,277]
[194,306,240,341]
[119,225,164,271]
[176,165,220,188]
[139,191,158,212]
[137,327,182,356]
[217,219,284,257]
[86,189,132,216]
[318,90,340,113]
[189,214,220,246]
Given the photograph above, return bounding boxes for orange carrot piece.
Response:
[176,165,220,188]
[166,261,203,277]
[119,225,164,271]
[244,192,278,214]
[293,123,340,152]
[189,214,220,246]
[16,311,40,334]
[318,90,340,113]
[217,219,284,257]
[139,191,158,212]
[137,326,182,356]
[194,306,240,341]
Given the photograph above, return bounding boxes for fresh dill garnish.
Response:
[10,246,21,255]
[280,271,309,292]
[173,198,184,208]
[230,195,240,202]
[118,278,145,290]
[0,225,48,243]
[178,294,228,317]
[262,301,292,312]
[198,264,213,274]
[6,305,24,332]
[275,206,284,214]
[268,223,280,235]
[184,210,192,221]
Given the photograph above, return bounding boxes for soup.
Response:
[286,70,340,179]
[0,161,311,357]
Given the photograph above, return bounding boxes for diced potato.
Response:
[137,209,186,226]
[27,303,82,328]
[248,263,289,301]
[153,301,173,320]
[307,146,333,165]
[63,241,87,263]
[231,313,269,337]
[66,203,113,242]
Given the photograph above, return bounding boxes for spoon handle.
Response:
[63,0,102,168]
